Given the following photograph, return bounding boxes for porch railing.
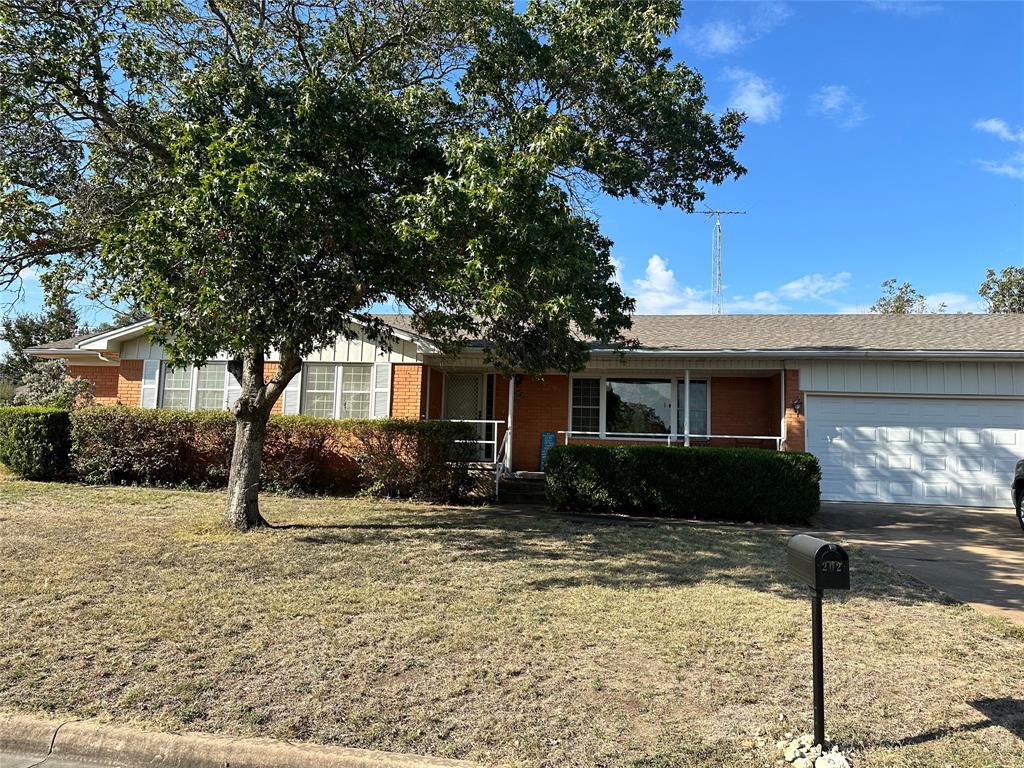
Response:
[446,419,505,463]
[558,430,784,450]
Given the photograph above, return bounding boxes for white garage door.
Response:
[806,395,1023,508]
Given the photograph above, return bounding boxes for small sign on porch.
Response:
[539,431,557,470]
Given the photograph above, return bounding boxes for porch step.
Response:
[498,476,548,505]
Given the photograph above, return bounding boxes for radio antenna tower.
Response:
[705,208,746,315]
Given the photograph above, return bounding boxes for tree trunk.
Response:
[223,346,301,531]
[225,409,269,531]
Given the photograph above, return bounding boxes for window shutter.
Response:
[141,360,160,408]
[282,369,302,415]
[371,363,392,418]
[225,367,242,412]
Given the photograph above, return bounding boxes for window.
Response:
[606,379,671,434]
[340,365,371,419]
[195,363,227,411]
[571,378,601,432]
[160,364,191,410]
[678,380,709,437]
[301,364,336,418]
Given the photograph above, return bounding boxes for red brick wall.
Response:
[118,359,143,405]
[391,363,425,419]
[784,368,805,452]
[69,364,120,405]
[510,374,568,471]
[709,375,781,442]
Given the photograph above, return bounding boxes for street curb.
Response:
[0,713,63,757]
[1,714,480,768]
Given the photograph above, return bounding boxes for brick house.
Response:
[27,313,1024,509]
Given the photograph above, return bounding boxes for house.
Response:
[27,313,1024,509]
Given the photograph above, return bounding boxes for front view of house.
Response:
[29,313,1024,509]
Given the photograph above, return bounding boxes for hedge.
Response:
[69,407,476,500]
[0,405,477,502]
[0,406,71,480]
[544,444,821,524]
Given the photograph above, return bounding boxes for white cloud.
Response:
[974,118,1024,143]
[864,1,942,17]
[976,153,1024,180]
[776,272,853,301]
[929,292,985,313]
[810,85,868,129]
[630,256,852,314]
[973,118,1024,180]
[724,68,782,124]
[682,2,791,56]
[632,254,711,314]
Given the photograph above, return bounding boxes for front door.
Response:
[444,374,491,461]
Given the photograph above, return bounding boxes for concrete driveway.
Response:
[812,502,1024,626]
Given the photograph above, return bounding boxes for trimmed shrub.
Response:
[349,419,477,502]
[0,406,71,480]
[545,444,821,524]
[68,407,471,499]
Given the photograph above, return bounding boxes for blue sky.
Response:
[3,0,1023,354]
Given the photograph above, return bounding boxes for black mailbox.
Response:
[787,534,849,591]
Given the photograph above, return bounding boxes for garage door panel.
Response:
[806,395,1021,508]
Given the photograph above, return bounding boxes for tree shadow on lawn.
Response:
[268,506,952,609]
[856,698,1024,749]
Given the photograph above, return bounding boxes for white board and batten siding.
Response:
[798,360,1024,398]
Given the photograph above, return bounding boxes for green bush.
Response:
[545,444,821,524]
[68,407,470,499]
[349,419,476,501]
[0,406,71,480]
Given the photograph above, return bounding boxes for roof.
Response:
[26,313,1024,359]
[617,314,1023,354]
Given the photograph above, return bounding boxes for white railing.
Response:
[558,430,784,450]
[446,419,505,463]
[494,427,512,499]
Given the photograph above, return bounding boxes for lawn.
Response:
[0,476,1021,768]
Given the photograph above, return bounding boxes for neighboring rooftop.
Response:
[26,313,1024,356]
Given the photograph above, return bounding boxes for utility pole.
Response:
[704,208,745,315]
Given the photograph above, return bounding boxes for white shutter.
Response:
[141,360,160,408]
[225,367,242,412]
[282,369,302,415]
[371,363,392,419]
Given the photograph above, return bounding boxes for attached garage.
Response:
[806,394,1023,508]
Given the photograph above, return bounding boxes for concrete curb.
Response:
[0,714,480,768]
[0,713,63,757]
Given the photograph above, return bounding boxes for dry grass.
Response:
[0,476,1021,768]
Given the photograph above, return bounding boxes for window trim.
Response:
[299,362,373,420]
[568,374,711,440]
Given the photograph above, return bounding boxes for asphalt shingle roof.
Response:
[28,313,1024,355]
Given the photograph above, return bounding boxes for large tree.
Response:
[979,266,1024,313]
[869,278,943,314]
[1,0,745,530]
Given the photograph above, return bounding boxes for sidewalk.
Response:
[0,714,479,768]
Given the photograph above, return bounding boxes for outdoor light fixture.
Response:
[792,398,803,415]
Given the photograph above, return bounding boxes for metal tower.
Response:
[705,209,746,315]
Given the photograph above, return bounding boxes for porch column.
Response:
[779,367,786,451]
[505,374,515,471]
[683,369,691,447]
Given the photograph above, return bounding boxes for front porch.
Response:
[419,363,797,474]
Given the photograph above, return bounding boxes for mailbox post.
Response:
[787,534,850,748]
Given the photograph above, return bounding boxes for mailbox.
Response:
[787,534,849,592]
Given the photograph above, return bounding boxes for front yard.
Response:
[0,476,1021,768]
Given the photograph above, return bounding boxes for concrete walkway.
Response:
[811,501,1024,626]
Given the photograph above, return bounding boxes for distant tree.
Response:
[0,280,81,383]
[14,359,93,409]
[979,266,1024,313]
[870,278,944,314]
[1,0,745,530]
